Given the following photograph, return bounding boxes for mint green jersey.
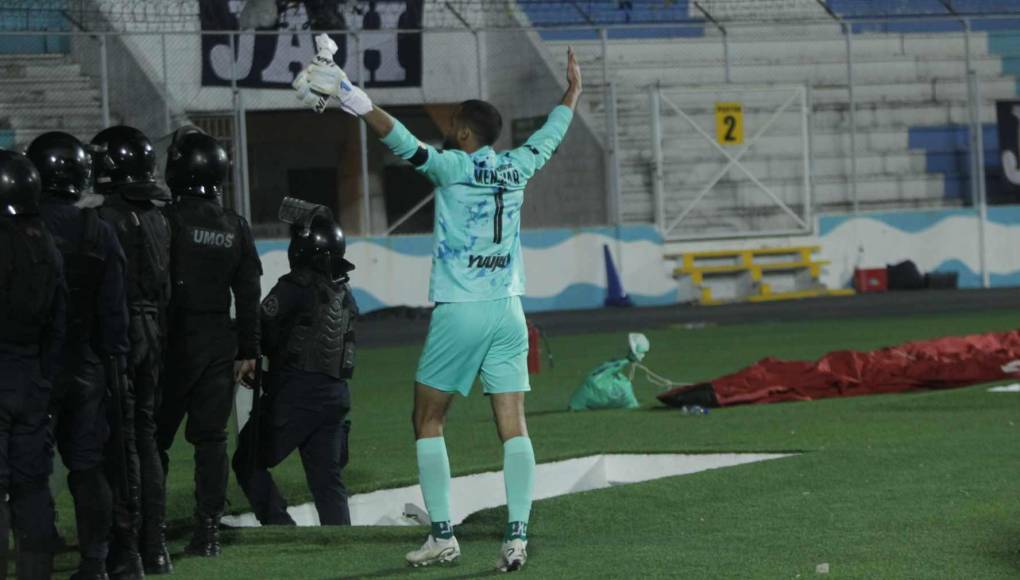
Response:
[381,105,574,303]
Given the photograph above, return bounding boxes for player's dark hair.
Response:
[456,100,503,146]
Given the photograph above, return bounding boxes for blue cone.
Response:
[604,244,634,308]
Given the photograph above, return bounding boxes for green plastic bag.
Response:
[568,358,640,411]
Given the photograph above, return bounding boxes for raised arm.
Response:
[361,104,469,187]
[509,47,583,179]
[362,106,395,139]
[561,46,583,111]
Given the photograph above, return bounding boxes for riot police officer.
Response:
[91,125,174,576]
[232,198,356,526]
[28,131,130,580]
[0,150,65,580]
[157,127,261,556]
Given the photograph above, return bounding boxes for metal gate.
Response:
[649,84,812,241]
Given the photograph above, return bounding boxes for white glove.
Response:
[296,33,374,116]
[305,63,374,116]
[292,70,329,112]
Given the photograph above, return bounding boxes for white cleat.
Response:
[405,535,461,568]
[496,538,528,573]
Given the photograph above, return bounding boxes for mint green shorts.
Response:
[416,296,531,397]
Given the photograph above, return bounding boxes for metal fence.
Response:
[2,2,1020,241]
[572,14,1020,241]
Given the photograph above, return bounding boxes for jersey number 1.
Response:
[493,189,505,244]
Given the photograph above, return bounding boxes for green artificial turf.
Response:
[49,309,1020,578]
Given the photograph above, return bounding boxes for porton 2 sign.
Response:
[200,0,423,88]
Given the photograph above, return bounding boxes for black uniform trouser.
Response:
[52,348,112,562]
[232,377,351,526]
[157,314,237,518]
[0,351,56,579]
[127,306,166,550]
[105,366,140,558]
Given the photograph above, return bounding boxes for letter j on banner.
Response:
[715,102,744,146]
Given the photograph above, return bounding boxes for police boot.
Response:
[185,514,221,557]
[15,550,53,580]
[107,548,144,580]
[70,557,110,580]
[142,524,173,574]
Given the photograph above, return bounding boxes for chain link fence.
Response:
[2,1,1020,240]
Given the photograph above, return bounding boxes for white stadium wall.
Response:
[817,206,1020,289]
[255,205,1020,315]
[668,205,1020,294]
[256,225,678,313]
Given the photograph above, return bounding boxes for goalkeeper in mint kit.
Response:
[295,34,582,572]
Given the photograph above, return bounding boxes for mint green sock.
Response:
[503,436,535,540]
[416,437,453,539]
[505,521,528,542]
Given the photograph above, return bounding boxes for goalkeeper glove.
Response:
[293,70,329,112]
[304,62,374,116]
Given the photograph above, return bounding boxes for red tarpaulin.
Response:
[658,330,1020,408]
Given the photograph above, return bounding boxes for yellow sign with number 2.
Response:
[715,102,744,146]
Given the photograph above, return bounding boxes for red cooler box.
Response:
[854,268,888,293]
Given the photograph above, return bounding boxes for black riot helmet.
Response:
[164,126,229,199]
[0,150,42,217]
[90,125,157,194]
[279,197,354,282]
[26,131,92,199]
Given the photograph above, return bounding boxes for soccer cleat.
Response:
[496,538,528,573]
[405,535,460,567]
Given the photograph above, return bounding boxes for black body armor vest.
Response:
[166,198,243,314]
[0,219,59,346]
[282,271,357,380]
[53,209,105,345]
[99,196,171,307]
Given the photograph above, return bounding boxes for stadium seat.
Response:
[522,0,1020,227]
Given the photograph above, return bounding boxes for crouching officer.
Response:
[0,150,65,579]
[233,198,356,526]
[28,132,130,580]
[157,127,261,555]
[91,125,174,576]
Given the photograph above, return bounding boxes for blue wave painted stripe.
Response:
[258,225,665,256]
[350,288,390,314]
[256,239,289,254]
[579,225,663,244]
[520,228,575,249]
[349,264,1017,312]
[520,283,676,312]
[347,284,677,314]
[932,259,1020,288]
[989,205,1020,226]
[351,235,434,257]
[818,209,976,236]
[819,205,1020,237]
[931,259,1020,289]
[523,225,662,249]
